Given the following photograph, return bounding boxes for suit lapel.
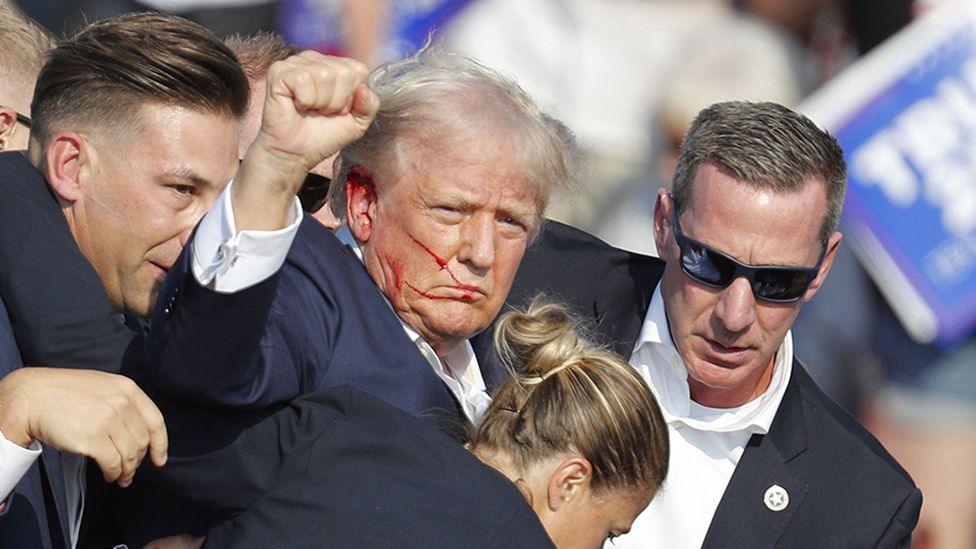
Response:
[702,363,809,549]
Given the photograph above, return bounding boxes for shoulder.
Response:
[793,364,915,487]
[782,364,921,538]
[273,388,551,546]
[512,220,663,306]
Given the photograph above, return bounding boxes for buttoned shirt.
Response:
[193,183,491,424]
[614,284,793,549]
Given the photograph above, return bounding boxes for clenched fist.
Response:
[234,52,379,232]
[0,368,168,487]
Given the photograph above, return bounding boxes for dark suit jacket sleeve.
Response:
[0,153,134,372]
[150,394,341,518]
[145,241,321,408]
[875,488,921,548]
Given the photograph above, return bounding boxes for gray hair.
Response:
[327,46,578,232]
[672,101,846,242]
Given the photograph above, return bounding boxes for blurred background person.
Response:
[0,5,56,152]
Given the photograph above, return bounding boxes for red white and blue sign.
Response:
[803,3,976,347]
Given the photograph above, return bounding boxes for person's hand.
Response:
[236,52,379,231]
[0,368,168,487]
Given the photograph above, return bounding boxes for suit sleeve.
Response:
[150,396,341,519]
[145,245,312,407]
[874,488,922,548]
[0,161,134,372]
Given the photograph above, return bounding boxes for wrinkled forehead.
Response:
[382,131,544,212]
[681,169,829,265]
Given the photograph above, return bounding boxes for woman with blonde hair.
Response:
[148,301,668,548]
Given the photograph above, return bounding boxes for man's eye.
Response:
[433,206,464,219]
[171,185,195,196]
[499,216,525,230]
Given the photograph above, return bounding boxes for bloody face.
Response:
[350,142,540,355]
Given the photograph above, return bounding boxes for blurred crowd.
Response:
[1,0,973,547]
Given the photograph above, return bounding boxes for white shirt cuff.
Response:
[191,180,304,293]
[0,428,41,502]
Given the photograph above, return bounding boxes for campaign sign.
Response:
[802,3,976,347]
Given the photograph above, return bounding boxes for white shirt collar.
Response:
[630,283,792,435]
[335,225,490,423]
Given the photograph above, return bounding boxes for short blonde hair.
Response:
[0,5,56,112]
[471,300,669,496]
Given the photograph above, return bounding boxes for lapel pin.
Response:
[764,484,789,512]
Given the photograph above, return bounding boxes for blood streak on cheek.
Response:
[404,281,452,300]
[409,235,448,269]
[408,234,469,288]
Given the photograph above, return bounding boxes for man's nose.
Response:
[713,277,757,333]
[457,214,495,272]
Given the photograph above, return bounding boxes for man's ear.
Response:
[0,107,17,151]
[803,231,843,302]
[345,165,378,242]
[44,132,88,203]
[545,456,592,512]
[653,188,675,261]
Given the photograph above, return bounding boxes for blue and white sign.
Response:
[803,3,976,347]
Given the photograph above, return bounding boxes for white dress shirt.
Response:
[193,183,492,424]
[0,431,42,505]
[614,284,793,549]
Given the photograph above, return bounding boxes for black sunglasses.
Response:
[237,160,331,213]
[671,209,826,303]
[15,112,30,128]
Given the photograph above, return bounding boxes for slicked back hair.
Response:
[0,5,56,112]
[30,12,248,151]
[672,101,846,242]
[327,45,578,236]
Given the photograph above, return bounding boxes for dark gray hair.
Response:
[327,46,577,232]
[672,101,846,241]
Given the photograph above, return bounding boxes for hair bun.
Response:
[493,298,589,380]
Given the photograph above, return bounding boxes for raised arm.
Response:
[144,53,378,407]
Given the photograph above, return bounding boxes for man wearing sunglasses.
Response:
[486,101,920,547]
[606,101,920,547]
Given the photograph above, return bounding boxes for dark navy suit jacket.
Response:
[146,217,506,434]
[0,299,70,549]
[155,387,552,548]
[477,221,921,548]
[0,151,139,549]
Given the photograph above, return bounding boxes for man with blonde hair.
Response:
[0,5,55,152]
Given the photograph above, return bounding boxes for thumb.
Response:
[350,83,379,126]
